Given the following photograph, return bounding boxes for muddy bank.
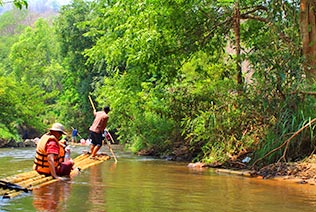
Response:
[188,155,316,186]
[255,159,316,185]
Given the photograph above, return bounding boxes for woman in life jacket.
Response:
[33,123,73,179]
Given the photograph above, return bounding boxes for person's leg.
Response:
[57,160,74,176]
[89,131,96,155]
[91,145,101,157]
[90,132,103,157]
[90,144,95,154]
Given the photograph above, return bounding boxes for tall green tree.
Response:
[8,18,65,128]
[54,0,98,134]
[82,0,238,156]
[9,19,61,88]
[0,74,46,138]
[300,0,316,79]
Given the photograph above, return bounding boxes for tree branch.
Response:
[251,118,316,168]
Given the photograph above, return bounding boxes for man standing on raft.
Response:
[89,106,110,159]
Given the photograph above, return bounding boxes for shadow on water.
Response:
[1,146,316,212]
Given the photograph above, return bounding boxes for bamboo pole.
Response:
[5,171,39,184]
[105,139,118,163]
[73,153,90,163]
[19,175,48,188]
[76,155,110,169]
[3,191,22,199]
[88,95,96,111]
[0,188,10,196]
[216,168,254,177]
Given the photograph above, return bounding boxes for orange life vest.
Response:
[33,133,65,175]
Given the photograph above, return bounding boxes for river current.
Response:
[1,145,316,212]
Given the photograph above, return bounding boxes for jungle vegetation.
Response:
[1,0,316,167]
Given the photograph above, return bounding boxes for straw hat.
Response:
[49,123,67,135]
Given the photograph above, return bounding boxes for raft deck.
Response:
[0,153,111,199]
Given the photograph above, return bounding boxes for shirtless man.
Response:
[89,106,110,158]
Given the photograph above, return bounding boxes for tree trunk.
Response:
[300,0,316,80]
[234,1,243,87]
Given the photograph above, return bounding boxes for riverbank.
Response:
[0,138,37,148]
[188,154,316,186]
[255,157,316,185]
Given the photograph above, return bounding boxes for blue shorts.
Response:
[89,131,103,146]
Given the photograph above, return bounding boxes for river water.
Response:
[1,146,316,212]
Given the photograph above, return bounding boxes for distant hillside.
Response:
[0,0,70,14]
[0,0,71,36]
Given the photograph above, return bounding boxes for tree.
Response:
[9,18,62,89]
[8,18,66,128]
[300,0,316,79]
[0,74,46,138]
[82,0,240,155]
[54,0,97,133]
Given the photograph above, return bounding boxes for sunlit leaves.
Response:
[217,0,235,6]
[54,0,99,131]
[3,17,66,135]
[0,75,46,136]
[9,18,61,87]
[0,0,28,9]
[13,0,28,9]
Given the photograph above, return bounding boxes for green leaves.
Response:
[53,0,105,131]
[9,19,61,87]
[0,75,46,137]
[217,0,235,6]
[0,16,67,138]
[0,0,28,9]
[13,0,28,9]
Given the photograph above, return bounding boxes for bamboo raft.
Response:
[0,153,111,199]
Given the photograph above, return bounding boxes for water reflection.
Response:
[88,165,106,210]
[32,181,72,211]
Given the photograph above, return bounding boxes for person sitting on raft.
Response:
[33,123,74,179]
[59,136,71,162]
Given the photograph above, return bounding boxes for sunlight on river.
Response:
[1,146,316,212]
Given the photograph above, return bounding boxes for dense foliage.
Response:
[1,0,316,166]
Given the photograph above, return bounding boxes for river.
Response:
[1,145,316,212]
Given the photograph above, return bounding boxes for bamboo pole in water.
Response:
[0,188,10,196]
[4,171,39,184]
[215,168,254,177]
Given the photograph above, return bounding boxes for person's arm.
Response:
[103,116,109,129]
[46,139,62,180]
[47,153,60,179]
